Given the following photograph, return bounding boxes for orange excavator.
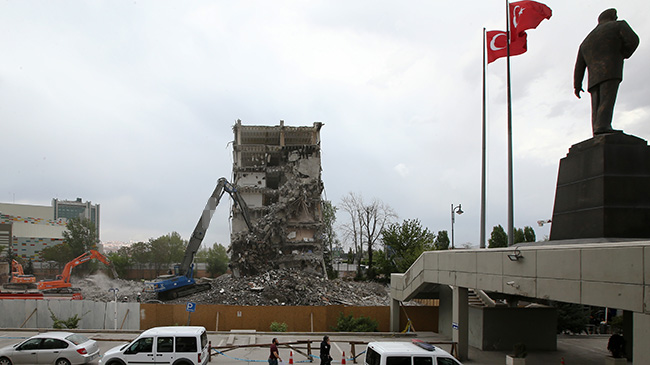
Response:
[2,260,37,290]
[37,249,118,293]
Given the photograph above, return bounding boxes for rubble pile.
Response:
[162,269,390,306]
[73,273,145,302]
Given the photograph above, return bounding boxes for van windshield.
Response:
[365,347,380,365]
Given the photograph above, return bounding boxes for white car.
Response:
[0,332,100,365]
[100,326,209,365]
[365,341,463,365]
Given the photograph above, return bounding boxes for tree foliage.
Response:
[204,243,229,277]
[333,312,378,332]
[377,219,435,277]
[148,232,186,275]
[434,230,450,250]
[62,218,99,257]
[321,200,339,279]
[488,225,508,248]
[40,243,73,270]
[554,301,589,334]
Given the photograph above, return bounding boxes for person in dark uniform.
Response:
[574,8,639,135]
[320,336,332,365]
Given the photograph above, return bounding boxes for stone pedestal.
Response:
[550,133,650,240]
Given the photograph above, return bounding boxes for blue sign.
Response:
[452,322,459,330]
[186,302,197,312]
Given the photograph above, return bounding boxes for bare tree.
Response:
[339,192,397,275]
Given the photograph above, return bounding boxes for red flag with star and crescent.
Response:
[486,31,527,64]
[510,0,552,40]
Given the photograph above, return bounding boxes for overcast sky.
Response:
[1,1,649,250]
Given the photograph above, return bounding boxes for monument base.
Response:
[550,132,650,240]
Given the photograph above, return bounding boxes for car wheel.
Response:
[55,359,71,365]
[106,360,126,365]
[0,356,12,365]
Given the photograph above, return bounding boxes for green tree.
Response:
[149,232,186,276]
[514,227,526,244]
[129,241,151,269]
[523,226,536,242]
[107,250,131,278]
[378,219,435,277]
[434,230,450,250]
[488,225,508,248]
[205,243,229,277]
[62,217,99,257]
[40,243,73,270]
[321,201,339,279]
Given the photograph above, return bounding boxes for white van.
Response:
[365,341,462,365]
[100,326,209,365]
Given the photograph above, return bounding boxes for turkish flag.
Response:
[486,31,527,64]
[510,1,552,39]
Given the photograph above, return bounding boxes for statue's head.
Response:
[598,8,618,24]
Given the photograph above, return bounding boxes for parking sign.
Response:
[186,302,196,312]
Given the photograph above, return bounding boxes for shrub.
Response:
[270,322,288,332]
[333,313,378,332]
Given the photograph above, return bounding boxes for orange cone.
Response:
[289,351,294,365]
[342,351,346,365]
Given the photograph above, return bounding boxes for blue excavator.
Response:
[144,178,253,300]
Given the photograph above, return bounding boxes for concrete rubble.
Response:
[73,270,391,306]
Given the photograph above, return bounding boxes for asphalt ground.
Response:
[0,330,613,365]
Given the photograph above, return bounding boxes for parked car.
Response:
[100,326,208,365]
[0,332,100,365]
[365,340,463,365]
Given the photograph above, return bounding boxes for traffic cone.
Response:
[342,351,346,365]
[560,358,565,365]
[289,351,294,365]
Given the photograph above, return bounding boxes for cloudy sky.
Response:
[1,1,649,250]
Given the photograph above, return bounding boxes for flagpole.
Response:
[480,27,487,249]
[506,0,514,246]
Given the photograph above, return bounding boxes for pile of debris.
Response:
[74,273,146,302]
[72,270,392,307]
[160,269,390,306]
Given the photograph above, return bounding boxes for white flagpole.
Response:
[506,0,514,246]
[481,28,487,249]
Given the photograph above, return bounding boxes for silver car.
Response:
[0,332,100,365]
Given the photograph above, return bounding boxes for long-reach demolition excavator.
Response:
[144,177,253,300]
[37,249,118,293]
[2,259,37,290]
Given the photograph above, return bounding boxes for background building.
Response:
[0,198,99,261]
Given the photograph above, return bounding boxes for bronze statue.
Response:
[574,8,639,135]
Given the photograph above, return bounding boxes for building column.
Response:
[389,298,401,332]
[452,286,468,361]
[633,312,650,364]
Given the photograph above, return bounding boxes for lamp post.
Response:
[108,288,119,330]
[451,204,464,249]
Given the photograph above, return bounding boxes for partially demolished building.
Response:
[229,120,327,277]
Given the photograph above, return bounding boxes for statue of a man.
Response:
[574,8,639,135]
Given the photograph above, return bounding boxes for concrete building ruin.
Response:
[229,120,327,277]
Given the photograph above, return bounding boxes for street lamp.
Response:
[108,288,119,330]
[451,204,464,249]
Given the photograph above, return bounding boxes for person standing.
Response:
[320,336,332,365]
[269,338,282,365]
[574,8,639,135]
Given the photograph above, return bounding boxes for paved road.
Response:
[0,330,611,365]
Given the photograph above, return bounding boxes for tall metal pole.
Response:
[109,288,119,330]
[451,204,455,249]
[506,0,515,246]
[480,28,487,249]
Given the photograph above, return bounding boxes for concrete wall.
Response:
[470,306,557,351]
[140,304,438,332]
[0,300,139,330]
